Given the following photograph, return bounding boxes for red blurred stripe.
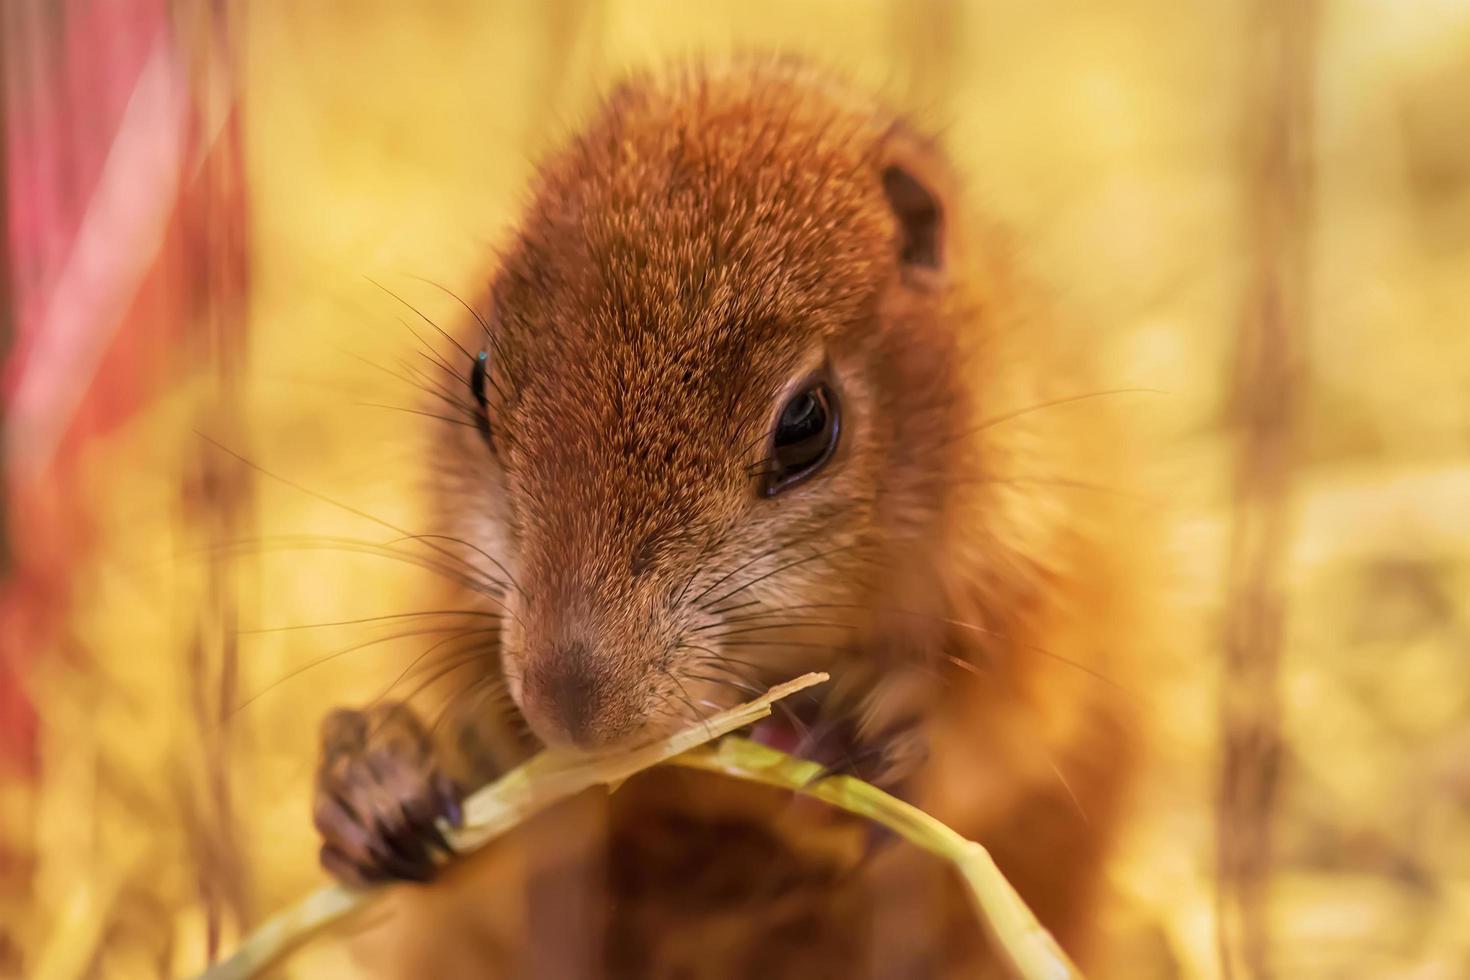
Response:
[0,0,248,779]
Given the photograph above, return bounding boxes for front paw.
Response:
[313,703,463,888]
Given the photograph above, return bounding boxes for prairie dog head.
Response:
[440,60,969,753]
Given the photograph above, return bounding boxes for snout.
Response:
[517,640,643,750]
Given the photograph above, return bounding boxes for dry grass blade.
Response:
[197,670,1074,980]
[672,738,1081,980]
[195,672,829,980]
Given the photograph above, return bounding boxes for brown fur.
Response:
[317,55,1152,977]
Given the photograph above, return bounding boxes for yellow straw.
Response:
[672,738,1081,980]
[196,672,828,980]
[196,671,1079,980]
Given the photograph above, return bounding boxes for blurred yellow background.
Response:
[5,1,1470,977]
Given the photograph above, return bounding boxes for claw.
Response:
[439,774,464,826]
[368,827,432,882]
[398,799,452,858]
[311,704,462,887]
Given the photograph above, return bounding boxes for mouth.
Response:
[745,698,910,854]
[746,698,874,782]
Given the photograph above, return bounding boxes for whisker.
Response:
[397,354,473,408]
[682,670,762,698]
[695,620,857,640]
[943,388,1167,449]
[660,666,712,739]
[937,651,1093,824]
[374,630,499,705]
[695,599,1130,696]
[694,604,849,627]
[687,546,782,610]
[805,742,885,785]
[232,624,487,715]
[933,617,1129,694]
[1047,758,1090,825]
[701,543,858,611]
[412,342,468,388]
[683,663,815,740]
[354,402,480,430]
[387,532,522,594]
[402,274,490,339]
[390,646,497,711]
[238,609,499,635]
[717,639,849,652]
[366,275,476,365]
[676,645,771,674]
[427,675,514,739]
[399,273,516,400]
[674,525,727,608]
[192,436,523,627]
[195,535,509,608]
[687,512,848,609]
[702,598,762,619]
[344,348,479,417]
[732,419,780,461]
[958,474,1148,501]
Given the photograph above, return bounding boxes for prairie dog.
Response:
[314,56,1149,977]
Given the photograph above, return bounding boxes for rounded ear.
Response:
[879,125,953,289]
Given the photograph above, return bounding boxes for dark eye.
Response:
[762,381,840,496]
[470,351,492,442]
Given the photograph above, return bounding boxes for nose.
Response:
[519,641,612,749]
